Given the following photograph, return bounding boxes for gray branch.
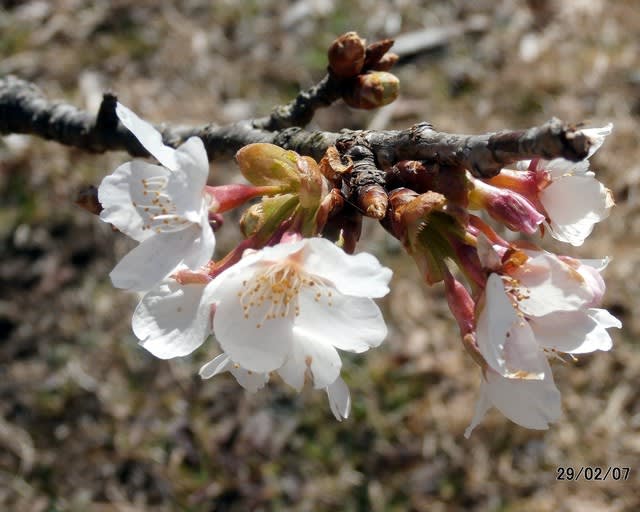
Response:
[0,75,592,178]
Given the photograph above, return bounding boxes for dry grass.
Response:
[0,1,638,510]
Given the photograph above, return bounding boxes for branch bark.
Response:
[0,75,592,178]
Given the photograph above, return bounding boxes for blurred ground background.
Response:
[1,1,639,511]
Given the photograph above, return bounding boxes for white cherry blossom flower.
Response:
[466,248,620,434]
[476,253,620,381]
[203,237,391,390]
[99,103,215,292]
[519,124,614,246]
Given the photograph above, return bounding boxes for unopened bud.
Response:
[328,32,366,78]
[358,184,388,219]
[443,269,475,337]
[342,71,399,110]
[468,176,544,235]
[236,143,301,189]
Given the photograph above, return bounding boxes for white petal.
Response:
[541,175,612,246]
[168,137,210,215]
[181,209,215,270]
[326,377,351,421]
[116,103,179,171]
[294,291,387,353]
[530,308,620,353]
[476,233,502,271]
[98,161,168,242]
[110,226,201,292]
[476,274,517,374]
[477,274,545,379]
[278,313,343,390]
[579,257,610,272]
[212,270,293,373]
[199,353,233,378]
[132,280,209,358]
[514,253,594,316]
[544,158,590,178]
[465,377,492,438]
[484,360,562,430]
[199,354,269,393]
[502,321,546,379]
[302,238,392,298]
[229,365,269,393]
[581,123,612,158]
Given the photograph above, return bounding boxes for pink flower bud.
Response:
[469,177,544,234]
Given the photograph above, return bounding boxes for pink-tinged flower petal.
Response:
[529,308,620,354]
[110,226,203,292]
[294,291,387,353]
[199,354,269,393]
[212,271,293,373]
[99,161,169,242]
[326,378,351,421]
[116,103,179,171]
[540,175,613,246]
[132,280,209,358]
[513,253,595,316]
[466,361,562,436]
[301,238,392,298]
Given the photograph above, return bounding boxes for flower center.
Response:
[237,260,334,328]
[134,176,191,233]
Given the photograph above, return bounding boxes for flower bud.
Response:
[358,184,388,219]
[468,176,544,234]
[443,269,475,337]
[236,143,301,190]
[342,71,400,110]
[328,32,366,78]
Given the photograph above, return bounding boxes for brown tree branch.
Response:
[0,75,592,179]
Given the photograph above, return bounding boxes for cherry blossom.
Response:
[99,103,215,292]
[502,124,614,246]
[202,237,391,390]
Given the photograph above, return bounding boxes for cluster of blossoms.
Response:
[98,103,619,434]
